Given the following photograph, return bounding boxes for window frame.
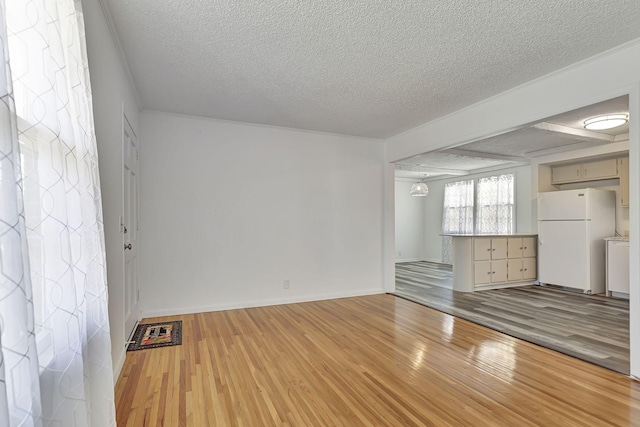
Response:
[441,172,517,235]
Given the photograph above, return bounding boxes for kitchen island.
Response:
[444,234,538,292]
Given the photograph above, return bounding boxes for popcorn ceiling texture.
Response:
[400,152,512,171]
[106,0,640,138]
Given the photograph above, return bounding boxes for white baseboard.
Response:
[395,258,449,265]
[112,347,126,384]
[395,257,421,263]
[139,287,384,319]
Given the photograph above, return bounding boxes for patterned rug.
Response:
[127,321,182,351]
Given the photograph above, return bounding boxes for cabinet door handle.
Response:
[487,248,491,251]
[519,269,523,271]
[523,246,527,250]
[584,169,588,176]
[524,268,528,271]
[492,248,495,251]
[492,271,496,274]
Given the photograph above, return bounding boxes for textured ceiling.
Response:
[546,96,630,135]
[402,152,513,170]
[106,1,640,138]
[395,96,629,179]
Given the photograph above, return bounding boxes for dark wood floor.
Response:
[116,295,640,426]
[395,261,630,375]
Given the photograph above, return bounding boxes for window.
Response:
[475,174,515,234]
[442,179,474,234]
[442,174,515,236]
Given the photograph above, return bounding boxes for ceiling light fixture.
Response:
[410,172,430,197]
[410,181,429,197]
[583,114,628,130]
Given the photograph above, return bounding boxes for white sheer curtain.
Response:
[441,179,474,264]
[0,0,115,426]
[476,174,515,234]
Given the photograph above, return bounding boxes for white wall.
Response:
[139,111,385,317]
[384,39,640,379]
[394,180,426,262]
[82,0,141,381]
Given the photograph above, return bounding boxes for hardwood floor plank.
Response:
[116,295,640,426]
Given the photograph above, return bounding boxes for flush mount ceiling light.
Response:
[410,182,429,197]
[583,114,628,130]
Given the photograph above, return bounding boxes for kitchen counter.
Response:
[449,234,538,292]
[603,236,629,242]
[442,233,538,237]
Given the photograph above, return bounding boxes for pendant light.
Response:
[410,182,429,196]
[410,180,429,197]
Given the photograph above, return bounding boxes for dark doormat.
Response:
[127,321,182,351]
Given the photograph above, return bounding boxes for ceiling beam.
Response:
[416,166,470,176]
[443,148,530,163]
[394,163,470,176]
[531,122,616,142]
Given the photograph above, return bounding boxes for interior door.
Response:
[124,118,139,340]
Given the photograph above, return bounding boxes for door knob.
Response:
[124,243,132,250]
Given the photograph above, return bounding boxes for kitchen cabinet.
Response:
[474,237,506,261]
[507,237,536,258]
[581,158,618,181]
[551,158,618,184]
[618,157,629,208]
[552,164,581,184]
[449,234,538,292]
[507,258,536,281]
[475,260,507,284]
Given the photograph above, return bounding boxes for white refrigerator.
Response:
[537,188,615,294]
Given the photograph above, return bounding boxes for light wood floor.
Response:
[115,295,640,426]
[395,261,630,374]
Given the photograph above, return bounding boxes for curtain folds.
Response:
[441,180,474,263]
[0,0,115,425]
[476,174,515,235]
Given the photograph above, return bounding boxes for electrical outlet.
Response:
[283,280,290,289]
